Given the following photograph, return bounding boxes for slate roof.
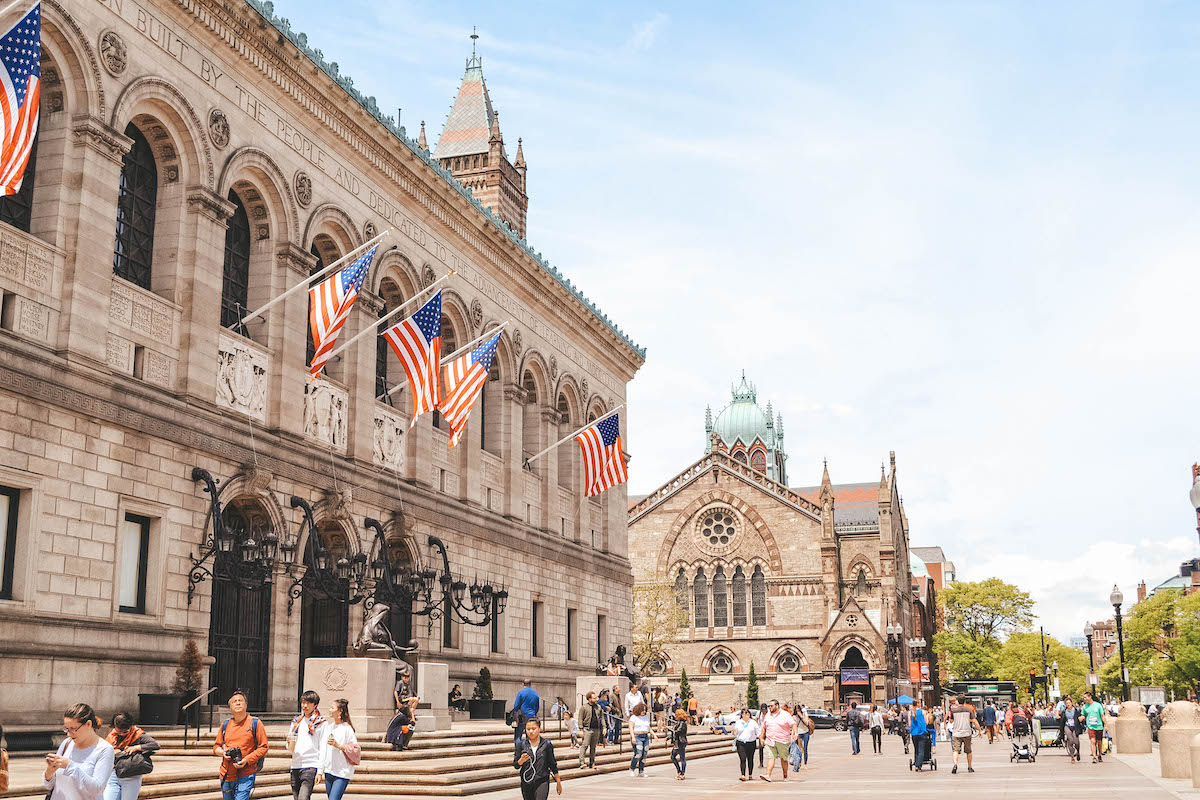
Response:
[911,546,947,563]
[435,60,497,158]
[793,482,880,528]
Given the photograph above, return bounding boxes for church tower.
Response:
[435,41,529,237]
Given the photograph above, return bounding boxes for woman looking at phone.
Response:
[513,718,562,800]
[43,704,114,800]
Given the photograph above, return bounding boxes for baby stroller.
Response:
[907,733,938,771]
[1010,714,1036,763]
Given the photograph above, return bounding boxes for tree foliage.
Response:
[940,578,1035,644]
[679,668,692,701]
[171,638,204,695]
[1099,588,1200,699]
[932,631,998,681]
[747,662,759,709]
[473,667,494,700]
[632,581,688,671]
[995,632,1089,701]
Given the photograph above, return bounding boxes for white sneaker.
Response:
[630,769,637,776]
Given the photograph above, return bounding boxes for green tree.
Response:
[941,578,1035,644]
[679,668,692,701]
[747,662,759,709]
[472,667,493,700]
[995,632,1088,702]
[631,581,688,673]
[171,638,204,696]
[932,631,998,681]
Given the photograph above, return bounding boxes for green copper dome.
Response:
[910,552,929,580]
[705,374,788,483]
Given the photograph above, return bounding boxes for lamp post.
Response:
[187,467,281,604]
[1111,584,1129,702]
[886,623,903,698]
[907,637,927,703]
[1083,622,1097,689]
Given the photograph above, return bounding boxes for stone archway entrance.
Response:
[838,646,872,707]
[298,525,351,695]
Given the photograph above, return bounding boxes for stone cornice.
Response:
[70,113,131,164]
[186,186,237,223]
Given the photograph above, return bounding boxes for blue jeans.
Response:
[850,726,861,754]
[631,732,650,772]
[221,774,256,800]
[609,716,622,745]
[798,731,810,765]
[103,772,142,800]
[324,775,349,800]
[913,733,929,769]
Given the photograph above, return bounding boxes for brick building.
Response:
[627,377,924,710]
[0,0,643,721]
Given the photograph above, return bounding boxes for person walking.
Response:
[898,705,911,755]
[653,688,668,733]
[982,700,998,743]
[910,699,930,772]
[867,705,883,754]
[44,704,114,800]
[1081,693,1107,763]
[105,712,159,800]
[576,693,606,770]
[512,679,542,747]
[0,722,9,794]
[733,709,760,781]
[514,719,562,800]
[687,694,699,725]
[668,709,688,780]
[949,695,980,774]
[608,686,624,746]
[794,708,814,769]
[846,701,863,756]
[627,703,657,777]
[287,691,327,800]
[214,691,269,800]
[1061,697,1082,763]
[319,699,358,800]
[758,699,795,782]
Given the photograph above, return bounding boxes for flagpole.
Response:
[318,271,455,365]
[377,321,510,401]
[0,0,31,18]
[524,404,624,467]
[237,228,392,327]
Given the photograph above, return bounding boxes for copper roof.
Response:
[435,59,496,159]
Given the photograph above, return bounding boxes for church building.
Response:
[629,376,927,710]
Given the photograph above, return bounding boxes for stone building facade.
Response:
[0,0,642,722]
[628,379,922,711]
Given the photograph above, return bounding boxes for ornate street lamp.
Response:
[1111,584,1129,702]
[187,467,279,605]
[907,636,927,701]
[885,623,903,696]
[285,496,374,616]
[1083,621,1097,689]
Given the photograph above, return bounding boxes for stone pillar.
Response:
[1159,700,1200,779]
[177,188,235,402]
[1114,700,1152,754]
[1190,734,1200,789]
[416,661,451,731]
[269,244,317,435]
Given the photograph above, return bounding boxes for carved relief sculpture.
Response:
[216,335,268,421]
[294,171,313,207]
[208,108,231,148]
[303,379,348,450]
[470,299,483,330]
[99,30,126,76]
[373,406,406,471]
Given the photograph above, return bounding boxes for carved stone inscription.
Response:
[216,334,268,421]
[303,378,348,451]
[110,278,175,343]
[106,333,133,375]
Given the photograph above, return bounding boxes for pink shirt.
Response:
[762,710,793,744]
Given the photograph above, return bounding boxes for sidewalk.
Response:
[1111,745,1200,799]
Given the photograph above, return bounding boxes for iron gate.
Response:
[209,570,271,710]
[299,593,349,693]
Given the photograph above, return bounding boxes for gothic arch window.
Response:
[733,450,748,465]
[712,565,728,627]
[709,651,733,674]
[732,565,747,626]
[674,568,689,627]
[113,123,158,290]
[220,190,251,332]
[751,564,766,626]
[855,568,868,596]
[778,651,802,673]
[693,567,709,628]
[750,449,766,473]
[0,136,36,232]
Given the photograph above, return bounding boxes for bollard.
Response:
[1159,701,1200,779]
[1191,734,1200,789]
[1114,700,1152,754]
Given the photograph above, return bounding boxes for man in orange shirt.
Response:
[214,690,270,800]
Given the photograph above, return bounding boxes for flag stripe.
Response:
[381,291,442,424]
[308,243,377,379]
[575,413,627,496]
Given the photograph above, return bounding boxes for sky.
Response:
[278,0,1200,643]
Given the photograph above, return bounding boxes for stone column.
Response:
[59,116,132,369]
[1159,700,1200,779]
[177,188,235,402]
[1113,700,1152,754]
[345,293,381,465]
[269,243,317,434]
[501,385,523,519]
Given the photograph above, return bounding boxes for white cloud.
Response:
[627,12,668,52]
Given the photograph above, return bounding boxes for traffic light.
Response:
[1029,670,1036,694]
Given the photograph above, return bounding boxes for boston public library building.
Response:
[0,0,644,722]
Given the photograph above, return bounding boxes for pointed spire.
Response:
[880,462,887,489]
[776,412,784,436]
[489,110,503,144]
[705,404,713,431]
[821,458,831,489]
[514,137,526,168]
[418,120,428,150]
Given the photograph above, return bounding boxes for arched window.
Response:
[557,394,573,489]
[674,568,689,627]
[732,565,747,626]
[751,564,766,626]
[375,304,390,402]
[520,370,541,469]
[113,123,158,289]
[855,569,868,596]
[433,317,457,430]
[481,362,501,455]
[306,243,323,368]
[778,651,801,673]
[220,191,251,332]
[733,450,748,465]
[750,449,766,473]
[693,567,709,628]
[709,652,733,674]
[0,136,37,232]
[712,565,728,627]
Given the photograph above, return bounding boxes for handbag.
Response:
[114,752,154,779]
[341,740,362,766]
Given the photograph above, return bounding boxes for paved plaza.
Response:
[479,730,1185,799]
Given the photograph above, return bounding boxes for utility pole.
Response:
[1040,627,1049,704]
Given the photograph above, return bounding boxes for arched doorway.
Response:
[298,525,352,694]
[385,536,414,648]
[208,500,274,710]
[838,646,872,707]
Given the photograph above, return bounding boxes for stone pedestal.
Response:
[1113,700,1152,754]
[1191,734,1200,789]
[577,674,630,713]
[1159,700,1200,779]
[415,661,451,731]
[304,657,398,735]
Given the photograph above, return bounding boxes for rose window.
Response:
[778,653,801,673]
[846,614,858,628]
[701,509,736,546]
[710,653,733,674]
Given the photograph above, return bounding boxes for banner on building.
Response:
[909,662,930,682]
[841,668,870,685]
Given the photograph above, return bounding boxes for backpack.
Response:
[219,717,265,774]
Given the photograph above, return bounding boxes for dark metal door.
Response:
[209,570,271,710]
[299,593,349,693]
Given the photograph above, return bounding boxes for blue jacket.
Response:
[910,708,928,736]
[983,706,997,726]
[513,687,541,719]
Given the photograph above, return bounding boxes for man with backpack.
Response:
[846,702,863,756]
[213,690,269,800]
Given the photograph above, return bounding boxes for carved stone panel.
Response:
[99,30,127,76]
[303,378,348,451]
[443,472,460,496]
[208,108,230,148]
[141,350,174,389]
[524,473,541,501]
[3,295,48,340]
[431,428,449,465]
[106,333,133,375]
[216,334,268,421]
[373,404,407,471]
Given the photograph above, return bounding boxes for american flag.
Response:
[440,329,501,448]
[0,2,40,196]
[576,413,628,497]
[308,243,378,380]
[382,290,441,425]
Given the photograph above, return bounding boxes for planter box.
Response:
[139,693,183,726]
[492,699,508,720]
[468,699,493,719]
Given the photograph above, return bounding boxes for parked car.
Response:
[803,708,846,731]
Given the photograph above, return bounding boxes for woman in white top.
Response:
[628,703,657,777]
[319,699,359,800]
[868,705,885,754]
[44,704,115,800]
[733,709,760,781]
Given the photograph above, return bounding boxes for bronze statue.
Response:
[596,644,642,684]
[352,603,418,662]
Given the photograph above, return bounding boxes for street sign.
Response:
[1138,686,1166,705]
[1088,672,1098,685]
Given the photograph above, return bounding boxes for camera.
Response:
[225,746,243,763]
